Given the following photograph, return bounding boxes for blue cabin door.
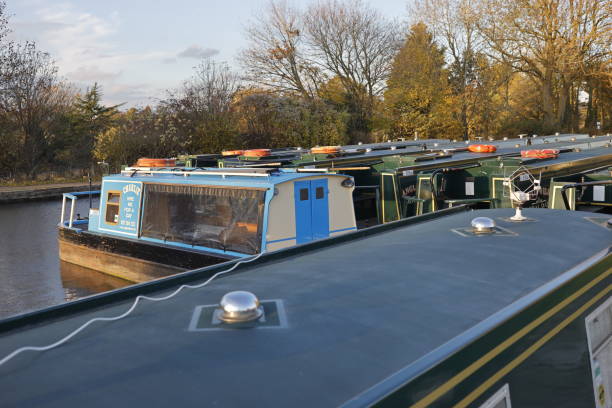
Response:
[294,180,329,244]
[311,179,329,240]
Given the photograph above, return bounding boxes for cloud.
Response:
[162,57,177,64]
[177,45,219,59]
[67,66,122,81]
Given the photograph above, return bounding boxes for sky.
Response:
[6,0,408,107]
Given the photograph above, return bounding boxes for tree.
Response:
[0,42,72,177]
[304,0,401,135]
[234,90,349,148]
[476,0,611,130]
[57,84,120,168]
[160,59,240,153]
[384,23,460,139]
[240,1,321,99]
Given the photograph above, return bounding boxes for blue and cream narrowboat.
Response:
[58,167,356,282]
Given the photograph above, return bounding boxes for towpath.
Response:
[0,182,101,203]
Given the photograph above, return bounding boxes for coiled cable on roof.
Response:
[0,252,265,368]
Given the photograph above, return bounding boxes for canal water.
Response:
[0,198,130,319]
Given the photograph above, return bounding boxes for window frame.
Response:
[104,190,122,225]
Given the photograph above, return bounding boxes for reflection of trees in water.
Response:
[60,261,131,302]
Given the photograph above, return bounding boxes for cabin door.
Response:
[294,180,330,244]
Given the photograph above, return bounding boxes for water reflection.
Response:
[0,197,137,319]
[60,261,131,301]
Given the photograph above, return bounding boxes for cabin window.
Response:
[478,384,512,408]
[300,188,309,201]
[105,191,121,224]
[586,297,612,408]
[315,186,324,199]
[140,184,266,254]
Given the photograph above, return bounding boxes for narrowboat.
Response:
[58,167,356,282]
[1,207,610,407]
[220,134,609,224]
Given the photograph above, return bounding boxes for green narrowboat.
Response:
[1,207,610,407]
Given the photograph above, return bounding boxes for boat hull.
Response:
[58,227,235,283]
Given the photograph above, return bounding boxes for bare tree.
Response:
[303,0,401,133]
[0,1,8,45]
[304,0,400,98]
[0,42,72,176]
[240,1,321,99]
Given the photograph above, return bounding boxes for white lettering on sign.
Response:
[122,184,142,195]
[465,182,475,196]
[593,185,605,202]
[403,170,414,176]
[519,173,530,182]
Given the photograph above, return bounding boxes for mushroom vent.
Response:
[218,291,263,323]
[471,217,496,234]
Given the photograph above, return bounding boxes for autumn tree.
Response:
[385,23,459,139]
[0,42,73,177]
[476,0,611,131]
[160,59,240,153]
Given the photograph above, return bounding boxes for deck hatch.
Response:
[188,300,287,331]
[451,225,517,237]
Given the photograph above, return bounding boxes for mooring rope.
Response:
[0,252,265,368]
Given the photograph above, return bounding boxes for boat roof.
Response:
[107,167,349,188]
[387,136,612,172]
[0,208,610,407]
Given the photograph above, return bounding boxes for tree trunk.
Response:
[540,71,556,129]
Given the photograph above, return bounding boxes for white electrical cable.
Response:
[0,252,264,368]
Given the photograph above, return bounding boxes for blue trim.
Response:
[260,188,274,249]
[330,226,357,233]
[267,236,297,244]
[139,236,249,258]
[63,190,101,197]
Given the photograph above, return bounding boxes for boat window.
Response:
[316,186,324,199]
[586,297,612,408]
[478,384,512,408]
[105,191,121,224]
[140,184,266,254]
[300,188,309,201]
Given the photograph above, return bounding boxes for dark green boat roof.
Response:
[0,208,610,407]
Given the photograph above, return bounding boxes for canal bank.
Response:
[0,182,101,204]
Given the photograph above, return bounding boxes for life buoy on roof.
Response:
[134,158,176,167]
[521,149,560,159]
[468,144,497,153]
[243,149,271,157]
[221,150,244,156]
[311,146,341,154]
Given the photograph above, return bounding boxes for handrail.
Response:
[60,191,101,228]
[561,180,612,210]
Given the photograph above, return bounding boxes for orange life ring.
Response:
[521,149,559,159]
[243,149,271,157]
[468,144,497,153]
[134,158,176,167]
[221,150,244,156]
[311,146,341,154]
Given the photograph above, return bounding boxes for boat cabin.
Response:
[59,167,356,282]
[88,167,357,255]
